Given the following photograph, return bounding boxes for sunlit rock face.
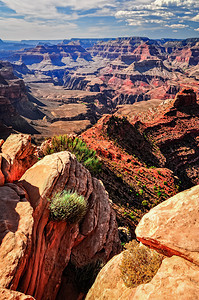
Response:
[86,184,199,300]
[0,139,121,300]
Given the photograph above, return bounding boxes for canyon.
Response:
[0,36,199,299]
[0,37,199,142]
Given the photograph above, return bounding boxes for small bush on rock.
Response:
[49,190,88,224]
[120,240,163,288]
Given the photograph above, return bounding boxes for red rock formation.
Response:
[0,134,37,183]
[136,184,199,266]
[81,90,199,233]
[10,44,92,65]
[0,61,42,137]
[0,183,34,298]
[173,88,196,107]
[0,143,120,299]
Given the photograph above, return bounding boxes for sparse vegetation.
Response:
[49,190,88,224]
[120,240,163,288]
[41,135,102,174]
[142,200,148,206]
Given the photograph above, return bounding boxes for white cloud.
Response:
[0,16,78,40]
[192,14,199,21]
[166,23,188,28]
[115,0,198,30]
[0,0,198,39]
[194,27,199,31]
[154,0,198,7]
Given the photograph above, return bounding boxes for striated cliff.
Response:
[0,61,43,138]
[0,134,120,299]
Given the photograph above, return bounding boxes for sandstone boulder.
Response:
[87,184,199,300]
[131,256,199,300]
[86,252,132,300]
[0,288,35,300]
[136,185,199,266]
[0,184,33,290]
[16,151,120,300]
[1,134,37,182]
[86,254,199,300]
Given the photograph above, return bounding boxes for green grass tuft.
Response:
[41,135,101,174]
[49,190,88,224]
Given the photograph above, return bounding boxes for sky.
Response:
[0,0,199,40]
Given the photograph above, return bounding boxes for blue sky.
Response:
[0,0,199,40]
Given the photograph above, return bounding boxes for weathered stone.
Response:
[173,89,196,108]
[86,254,199,300]
[71,178,119,267]
[136,185,199,266]
[1,134,37,182]
[0,288,35,300]
[132,256,199,300]
[17,151,120,300]
[86,252,132,300]
[0,184,33,290]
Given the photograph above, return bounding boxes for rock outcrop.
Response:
[0,61,43,138]
[136,184,199,266]
[0,183,34,298]
[173,88,196,108]
[81,90,199,233]
[0,134,37,183]
[86,184,199,300]
[0,140,120,299]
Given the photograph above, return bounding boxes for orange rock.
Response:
[132,256,199,300]
[136,184,199,266]
[0,184,33,289]
[18,151,120,300]
[0,288,35,299]
[0,155,5,186]
[1,134,37,182]
[86,252,133,300]
[86,254,199,300]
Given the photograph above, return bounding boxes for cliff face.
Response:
[10,44,92,67]
[86,184,199,300]
[0,61,43,138]
[0,134,120,299]
[81,90,199,233]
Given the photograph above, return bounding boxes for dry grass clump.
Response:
[120,240,163,288]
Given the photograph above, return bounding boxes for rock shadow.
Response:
[0,186,20,246]
[106,116,160,167]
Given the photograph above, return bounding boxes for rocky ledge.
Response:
[86,184,199,299]
[0,134,120,299]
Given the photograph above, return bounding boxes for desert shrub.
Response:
[120,240,163,288]
[41,135,101,174]
[49,190,88,224]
